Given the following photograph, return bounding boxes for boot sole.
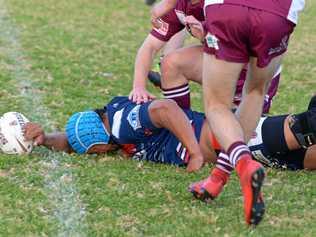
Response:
[248,167,265,225]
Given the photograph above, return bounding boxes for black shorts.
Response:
[248,115,306,170]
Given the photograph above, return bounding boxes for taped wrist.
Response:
[289,109,316,148]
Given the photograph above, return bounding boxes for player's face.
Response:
[87,144,116,154]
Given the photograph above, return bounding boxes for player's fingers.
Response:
[34,135,44,146]
[143,95,149,103]
[128,92,133,100]
[132,94,138,103]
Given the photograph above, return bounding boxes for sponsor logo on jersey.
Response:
[268,36,289,55]
[251,149,272,167]
[127,105,141,131]
[205,32,219,50]
[153,19,169,36]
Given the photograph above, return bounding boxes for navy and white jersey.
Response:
[106,96,205,166]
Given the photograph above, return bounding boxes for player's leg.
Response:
[237,55,283,142]
[262,67,282,113]
[162,29,187,56]
[160,45,203,109]
[304,146,316,170]
[203,54,245,149]
[193,4,267,225]
[252,95,316,170]
[148,30,187,88]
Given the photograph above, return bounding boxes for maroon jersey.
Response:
[150,0,204,41]
[204,0,305,24]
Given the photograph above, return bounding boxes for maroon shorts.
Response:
[203,4,295,67]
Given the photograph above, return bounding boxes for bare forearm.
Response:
[152,0,177,18]
[150,100,201,156]
[43,132,72,153]
[133,36,164,88]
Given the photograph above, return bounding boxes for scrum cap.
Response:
[65,111,110,154]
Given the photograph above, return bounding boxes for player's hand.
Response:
[184,16,204,41]
[186,155,204,173]
[150,8,163,29]
[23,122,45,146]
[129,87,156,104]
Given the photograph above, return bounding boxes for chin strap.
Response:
[289,109,316,148]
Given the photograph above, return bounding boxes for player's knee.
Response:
[161,52,181,75]
[245,81,269,96]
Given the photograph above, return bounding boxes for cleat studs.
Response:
[253,173,258,180]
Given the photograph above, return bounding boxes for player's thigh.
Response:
[202,53,244,106]
[304,145,316,170]
[246,55,283,93]
[161,45,203,85]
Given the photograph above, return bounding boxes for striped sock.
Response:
[162,83,190,109]
[227,141,252,167]
[216,152,234,175]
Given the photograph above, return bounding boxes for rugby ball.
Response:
[0,112,33,155]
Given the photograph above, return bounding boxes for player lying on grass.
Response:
[131,0,281,114]
[24,95,316,173]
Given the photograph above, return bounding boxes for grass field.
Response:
[0,0,315,236]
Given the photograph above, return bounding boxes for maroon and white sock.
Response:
[162,83,190,109]
[216,152,233,175]
[227,141,252,167]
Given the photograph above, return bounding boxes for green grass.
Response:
[0,0,315,236]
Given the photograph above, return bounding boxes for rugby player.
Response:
[131,0,281,114]
[24,95,316,172]
[198,0,305,225]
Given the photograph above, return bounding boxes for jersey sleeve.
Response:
[150,9,185,42]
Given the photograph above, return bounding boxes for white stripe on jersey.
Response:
[247,117,266,147]
[287,0,305,24]
[111,108,124,139]
[204,0,224,14]
[175,10,185,25]
[181,147,187,160]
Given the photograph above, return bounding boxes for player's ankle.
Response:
[235,154,252,175]
[211,166,230,185]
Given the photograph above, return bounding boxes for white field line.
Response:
[0,1,87,236]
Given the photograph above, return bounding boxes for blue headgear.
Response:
[65,111,110,154]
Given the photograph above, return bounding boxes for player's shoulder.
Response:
[106,96,130,111]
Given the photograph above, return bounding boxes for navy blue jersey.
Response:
[106,97,205,166]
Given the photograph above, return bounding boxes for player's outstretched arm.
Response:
[130,35,166,104]
[24,122,72,153]
[148,99,204,172]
